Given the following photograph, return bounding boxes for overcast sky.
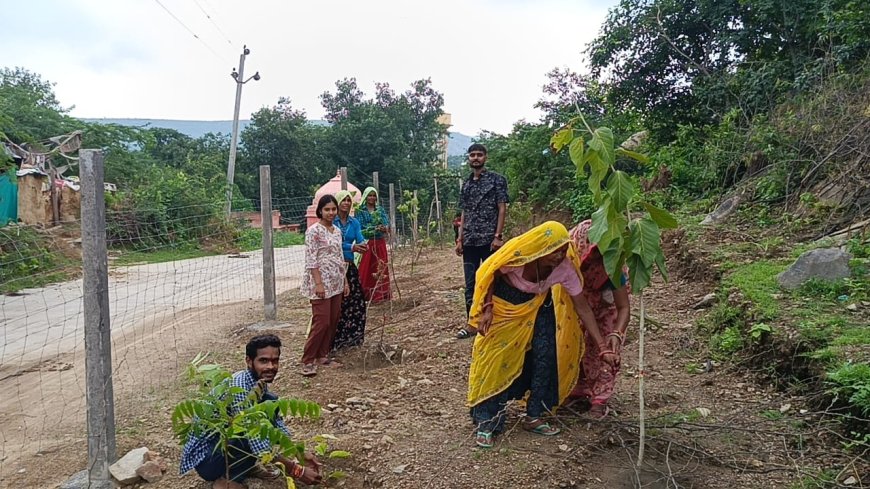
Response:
[1,0,616,136]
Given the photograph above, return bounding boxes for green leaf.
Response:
[606,171,634,212]
[602,237,626,284]
[550,128,573,152]
[629,218,662,268]
[587,203,610,245]
[615,147,650,164]
[328,450,352,459]
[568,137,585,169]
[627,253,652,292]
[586,153,608,201]
[591,127,615,166]
[642,202,679,229]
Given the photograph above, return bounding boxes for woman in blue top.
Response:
[332,190,368,352]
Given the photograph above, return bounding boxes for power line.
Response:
[152,0,229,64]
[192,0,235,46]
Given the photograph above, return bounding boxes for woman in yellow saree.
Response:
[467,221,619,448]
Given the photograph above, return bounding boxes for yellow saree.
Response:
[466,221,585,408]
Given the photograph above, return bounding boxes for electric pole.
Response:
[225,45,260,216]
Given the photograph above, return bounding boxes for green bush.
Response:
[827,363,870,416]
[106,165,230,249]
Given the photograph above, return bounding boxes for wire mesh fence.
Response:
[0,164,425,486]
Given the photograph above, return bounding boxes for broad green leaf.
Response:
[602,237,625,284]
[627,253,652,292]
[329,450,352,459]
[586,153,608,201]
[592,127,615,166]
[587,203,610,245]
[568,137,585,169]
[606,171,634,212]
[550,128,573,152]
[615,147,650,164]
[629,218,662,268]
[642,202,679,229]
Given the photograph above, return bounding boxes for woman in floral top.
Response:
[300,194,348,377]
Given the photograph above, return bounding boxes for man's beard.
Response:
[250,367,276,382]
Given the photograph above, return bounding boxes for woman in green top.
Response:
[356,187,392,303]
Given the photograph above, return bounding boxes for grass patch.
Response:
[827,362,870,416]
[113,245,217,266]
[722,259,788,320]
[236,229,305,252]
[0,226,76,294]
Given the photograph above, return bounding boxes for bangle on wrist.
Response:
[606,332,624,344]
[598,349,616,359]
[291,463,305,478]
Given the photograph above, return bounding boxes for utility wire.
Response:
[152,0,229,63]
[192,0,235,46]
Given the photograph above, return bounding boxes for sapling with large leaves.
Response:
[551,115,677,467]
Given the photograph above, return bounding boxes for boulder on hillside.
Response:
[700,195,741,226]
[777,248,852,290]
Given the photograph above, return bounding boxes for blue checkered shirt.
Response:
[178,369,291,474]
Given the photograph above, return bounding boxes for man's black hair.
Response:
[467,143,487,155]
[315,194,338,219]
[246,334,282,359]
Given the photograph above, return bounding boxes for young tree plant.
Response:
[551,115,678,467]
[172,353,322,483]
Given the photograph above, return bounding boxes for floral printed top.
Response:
[301,222,346,300]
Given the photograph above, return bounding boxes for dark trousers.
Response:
[195,392,279,482]
[472,290,558,434]
[302,293,343,364]
[462,244,494,316]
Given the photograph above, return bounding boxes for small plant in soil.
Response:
[171,353,322,483]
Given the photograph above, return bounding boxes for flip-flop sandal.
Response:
[524,421,560,436]
[301,364,317,377]
[456,328,476,339]
[475,431,493,448]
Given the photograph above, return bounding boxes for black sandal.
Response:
[456,327,476,339]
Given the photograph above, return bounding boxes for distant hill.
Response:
[82,118,475,156]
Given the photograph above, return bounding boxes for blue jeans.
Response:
[194,392,279,482]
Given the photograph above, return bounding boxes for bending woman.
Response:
[332,190,368,351]
[568,220,631,417]
[356,187,391,303]
[467,221,618,448]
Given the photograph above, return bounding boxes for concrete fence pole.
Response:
[260,165,276,321]
[80,149,117,489]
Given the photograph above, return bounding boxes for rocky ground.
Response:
[10,244,867,488]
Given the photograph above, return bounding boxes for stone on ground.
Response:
[777,248,851,290]
[700,195,741,226]
[109,446,149,486]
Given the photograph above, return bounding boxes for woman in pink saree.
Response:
[568,220,631,417]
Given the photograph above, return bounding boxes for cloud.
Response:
[1,0,616,135]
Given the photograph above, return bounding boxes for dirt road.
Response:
[0,247,305,479]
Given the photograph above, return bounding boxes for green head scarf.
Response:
[334,190,353,206]
[360,187,378,206]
